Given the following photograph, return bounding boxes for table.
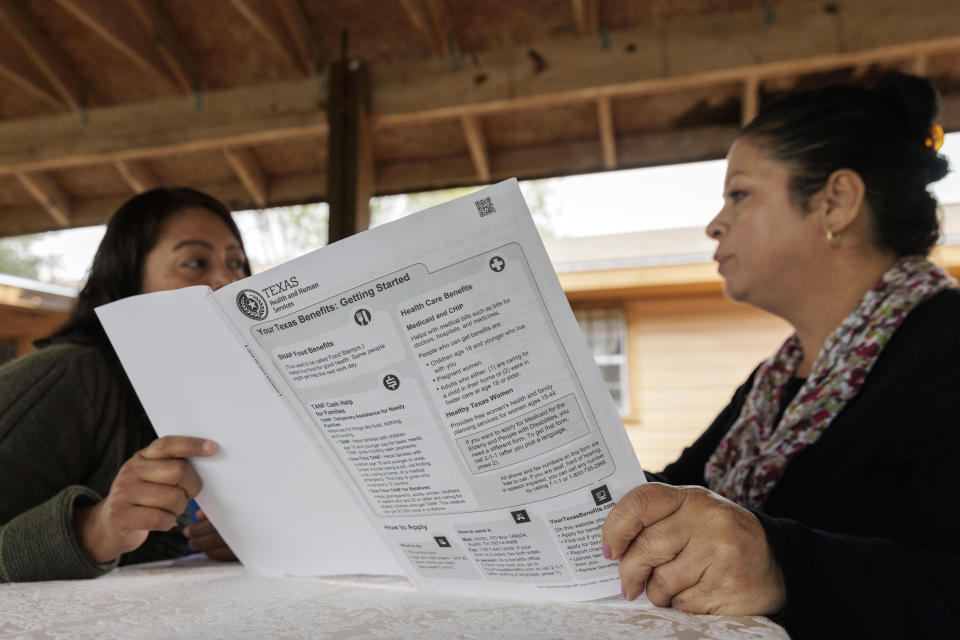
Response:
[1,558,788,639]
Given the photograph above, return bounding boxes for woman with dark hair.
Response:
[0,188,249,582]
[603,74,959,639]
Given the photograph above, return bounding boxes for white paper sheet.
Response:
[98,179,645,600]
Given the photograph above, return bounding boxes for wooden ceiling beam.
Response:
[0,172,328,237]
[0,79,328,176]
[222,147,269,208]
[460,115,490,183]
[228,0,312,75]
[1,0,959,183]
[596,96,616,169]
[14,172,71,226]
[376,124,736,195]
[374,0,960,125]
[52,0,175,87]
[123,0,202,93]
[0,285,74,314]
[617,125,738,168]
[0,1,87,110]
[114,160,161,193]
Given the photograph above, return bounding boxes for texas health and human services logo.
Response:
[236,289,268,320]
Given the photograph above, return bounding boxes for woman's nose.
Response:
[705,210,725,240]
[208,264,241,291]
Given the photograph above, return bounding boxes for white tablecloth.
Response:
[1,557,788,639]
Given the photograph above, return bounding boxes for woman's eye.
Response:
[229,258,247,271]
[727,190,748,202]
[181,258,206,269]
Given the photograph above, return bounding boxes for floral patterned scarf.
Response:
[705,256,955,509]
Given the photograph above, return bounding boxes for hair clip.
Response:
[925,124,944,151]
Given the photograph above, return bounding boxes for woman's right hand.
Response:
[73,436,218,564]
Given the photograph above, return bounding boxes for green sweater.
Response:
[0,342,187,582]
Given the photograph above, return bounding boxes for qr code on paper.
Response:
[475,196,496,217]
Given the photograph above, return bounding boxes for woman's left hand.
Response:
[184,510,237,561]
[601,482,786,615]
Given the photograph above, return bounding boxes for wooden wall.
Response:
[576,292,792,473]
[0,307,67,361]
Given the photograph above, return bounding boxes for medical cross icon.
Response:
[489,256,505,272]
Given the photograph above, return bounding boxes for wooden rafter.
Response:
[0,32,64,110]
[228,0,315,75]
[0,0,959,182]
[114,160,161,194]
[571,0,599,36]
[275,0,320,75]
[460,115,490,183]
[123,0,201,93]
[222,147,269,208]
[0,2,86,110]
[374,0,960,125]
[399,0,452,57]
[425,0,453,58]
[399,0,436,53]
[2,32,960,182]
[0,123,743,237]
[375,124,738,195]
[596,96,616,169]
[52,0,177,87]
[15,172,71,226]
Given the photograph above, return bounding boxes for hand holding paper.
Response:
[74,436,217,564]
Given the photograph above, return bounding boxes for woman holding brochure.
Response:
[0,188,246,582]
[603,73,960,639]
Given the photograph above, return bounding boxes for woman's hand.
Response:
[184,509,237,561]
[601,482,786,616]
[73,436,217,564]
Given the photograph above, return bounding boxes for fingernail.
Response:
[202,440,218,454]
[602,541,611,559]
[621,585,627,599]
[183,526,191,537]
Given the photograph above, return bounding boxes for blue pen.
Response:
[184,499,201,556]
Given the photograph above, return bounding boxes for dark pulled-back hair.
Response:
[43,187,249,348]
[741,72,950,257]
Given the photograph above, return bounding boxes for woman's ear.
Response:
[819,169,866,236]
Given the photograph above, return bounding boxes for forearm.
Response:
[756,512,960,640]
[0,486,117,582]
